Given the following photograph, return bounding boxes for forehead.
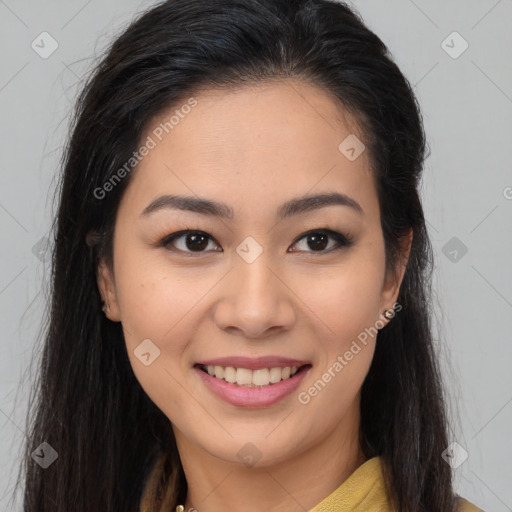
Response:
[154,80,364,166]
[119,80,378,223]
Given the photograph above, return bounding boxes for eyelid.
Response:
[159,227,354,255]
[290,228,353,248]
[159,229,221,255]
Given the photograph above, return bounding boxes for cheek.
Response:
[298,257,384,342]
[294,262,381,429]
[112,255,197,419]
[291,248,384,414]
[113,241,202,343]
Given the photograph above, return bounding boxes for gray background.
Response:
[1,1,511,510]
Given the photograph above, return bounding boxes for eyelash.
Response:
[158,227,354,256]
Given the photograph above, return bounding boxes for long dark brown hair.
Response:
[13,0,456,510]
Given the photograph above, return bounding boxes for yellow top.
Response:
[306,456,484,512]
[140,454,484,512]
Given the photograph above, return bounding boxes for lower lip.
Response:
[195,365,311,408]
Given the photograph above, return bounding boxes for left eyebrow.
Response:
[277,192,364,219]
[139,192,364,220]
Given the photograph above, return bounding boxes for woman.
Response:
[16,0,484,510]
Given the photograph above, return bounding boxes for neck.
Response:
[174,402,366,512]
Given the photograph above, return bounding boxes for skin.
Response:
[97,79,412,512]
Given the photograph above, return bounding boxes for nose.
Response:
[213,252,296,339]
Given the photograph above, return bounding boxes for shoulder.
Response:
[455,495,486,512]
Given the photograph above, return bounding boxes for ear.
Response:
[379,228,413,321]
[97,258,121,322]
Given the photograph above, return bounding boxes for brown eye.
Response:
[161,230,221,254]
[290,229,353,253]
[304,232,329,251]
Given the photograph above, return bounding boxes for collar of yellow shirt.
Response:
[308,456,483,512]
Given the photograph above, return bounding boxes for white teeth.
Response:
[214,366,224,379]
[202,364,302,387]
[252,368,270,386]
[235,368,253,386]
[269,367,282,383]
[224,366,237,383]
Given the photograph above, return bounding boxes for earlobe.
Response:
[96,259,121,322]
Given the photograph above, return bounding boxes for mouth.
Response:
[195,363,312,388]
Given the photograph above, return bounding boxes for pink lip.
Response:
[195,365,312,408]
[195,356,310,370]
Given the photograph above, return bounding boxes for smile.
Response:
[194,362,312,407]
[198,364,307,387]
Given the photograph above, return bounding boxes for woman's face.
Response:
[98,80,410,468]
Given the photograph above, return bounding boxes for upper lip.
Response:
[195,356,311,370]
